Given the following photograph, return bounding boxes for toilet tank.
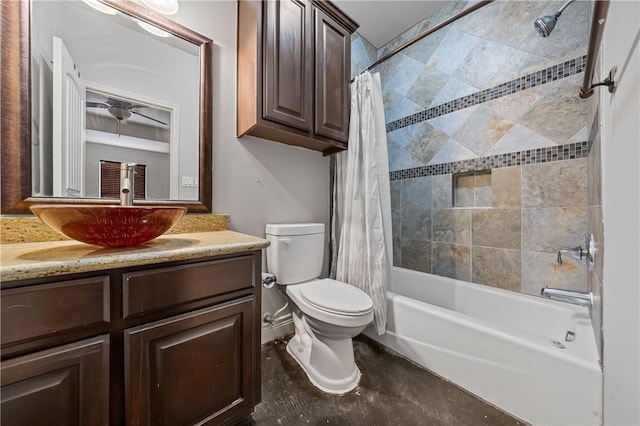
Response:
[265,223,324,285]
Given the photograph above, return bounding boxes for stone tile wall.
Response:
[351,32,377,79]
[391,158,588,296]
[351,1,592,296]
[356,0,590,174]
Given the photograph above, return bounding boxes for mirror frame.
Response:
[0,0,212,214]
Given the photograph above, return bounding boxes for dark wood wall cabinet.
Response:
[237,0,358,155]
[1,251,262,425]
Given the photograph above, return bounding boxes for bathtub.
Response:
[364,267,602,426]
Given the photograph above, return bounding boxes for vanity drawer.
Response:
[123,255,256,318]
[1,276,110,346]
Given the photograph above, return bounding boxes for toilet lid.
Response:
[300,279,373,315]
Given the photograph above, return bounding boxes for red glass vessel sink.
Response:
[30,205,187,248]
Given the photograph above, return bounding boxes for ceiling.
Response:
[333,1,451,48]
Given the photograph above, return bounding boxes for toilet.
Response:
[265,223,374,394]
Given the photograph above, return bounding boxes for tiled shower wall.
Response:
[390,159,588,295]
[351,1,592,296]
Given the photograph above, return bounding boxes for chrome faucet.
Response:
[557,246,587,265]
[120,162,136,206]
[541,286,593,306]
[557,235,595,267]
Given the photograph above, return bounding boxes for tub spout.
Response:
[541,286,593,307]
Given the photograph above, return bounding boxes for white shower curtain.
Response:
[331,71,392,335]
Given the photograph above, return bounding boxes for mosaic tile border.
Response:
[389,141,590,181]
[386,55,588,133]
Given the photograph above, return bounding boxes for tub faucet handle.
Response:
[557,235,595,266]
[557,246,586,265]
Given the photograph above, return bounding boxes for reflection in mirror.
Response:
[31,0,199,201]
[84,88,171,200]
[0,0,212,213]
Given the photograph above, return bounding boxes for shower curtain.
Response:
[330,71,392,335]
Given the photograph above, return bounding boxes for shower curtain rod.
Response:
[352,0,494,82]
[579,0,613,98]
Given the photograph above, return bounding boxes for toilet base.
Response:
[287,307,365,395]
[286,333,361,395]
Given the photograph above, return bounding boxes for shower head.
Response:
[533,0,575,37]
[534,12,560,37]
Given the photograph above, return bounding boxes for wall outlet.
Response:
[181,176,194,187]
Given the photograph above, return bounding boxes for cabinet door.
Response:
[125,298,255,426]
[1,335,110,426]
[314,7,350,143]
[263,0,313,131]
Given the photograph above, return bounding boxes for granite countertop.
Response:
[0,231,269,282]
[0,214,231,244]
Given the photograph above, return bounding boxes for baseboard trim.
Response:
[261,318,294,345]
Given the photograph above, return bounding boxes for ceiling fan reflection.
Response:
[86,98,168,135]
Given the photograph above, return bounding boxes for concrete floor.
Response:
[247,335,524,425]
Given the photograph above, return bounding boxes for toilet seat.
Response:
[300,279,373,316]
[286,279,374,328]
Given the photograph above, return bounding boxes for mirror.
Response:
[0,0,212,213]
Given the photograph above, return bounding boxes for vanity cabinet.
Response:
[1,335,110,425]
[125,299,254,425]
[237,0,358,155]
[1,250,262,426]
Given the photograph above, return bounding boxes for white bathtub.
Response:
[364,267,602,426]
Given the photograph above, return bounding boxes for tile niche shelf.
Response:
[453,170,492,208]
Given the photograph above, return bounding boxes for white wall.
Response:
[171,1,331,342]
[600,1,640,424]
